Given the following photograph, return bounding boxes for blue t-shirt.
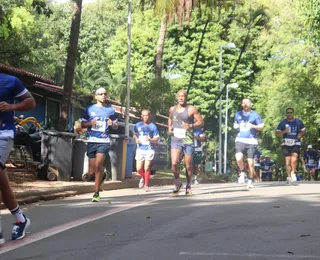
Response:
[260,160,275,172]
[193,128,205,150]
[303,150,318,165]
[0,74,28,138]
[134,121,159,150]
[234,111,263,144]
[276,118,305,146]
[82,104,117,142]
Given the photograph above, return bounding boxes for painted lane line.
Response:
[180,252,320,259]
[0,194,168,255]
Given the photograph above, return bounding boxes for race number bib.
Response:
[194,147,202,152]
[173,128,186,139]
[284,138,295,146]
[139,136,150,145]
[92,120,106,132]
[239,122,250,132]
[309,159,314,164]
[264,166,269,171]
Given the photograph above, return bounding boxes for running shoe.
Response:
[11,215,30,240]
[139,178,145,188]
[172,182,182,195]
[92,192,100,202]
[238,172,246,184]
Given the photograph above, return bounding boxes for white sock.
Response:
[10,206,26,223]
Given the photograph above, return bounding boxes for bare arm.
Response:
[297,128,306,139]
[276,129,288,137]
[0,92,36,112]
[190,106,204,128]
[249,123,264,131]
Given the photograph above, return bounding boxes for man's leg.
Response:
[184,153,193,194]
[0,138,30,241]
[247,158,255,179]
[136,159,145,188]
[171,148,183,194]
[94,153,105,193]
[290,152,299,182]
[285,156,292,177]
[144,159,152,191]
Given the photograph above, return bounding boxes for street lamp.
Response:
[223,83,239,175]
[218,42,236,174]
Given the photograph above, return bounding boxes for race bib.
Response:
[239,122,250,132]
[174,128,186,139]
[139,136,150,145]
[309,159,314,164]
[264,166,269,170]
[92,120,106,132]
[284,138,295,146]
[195,147,202,152]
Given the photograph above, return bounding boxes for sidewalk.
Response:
[6,170,225,208]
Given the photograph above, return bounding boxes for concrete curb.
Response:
[6,177,226,208]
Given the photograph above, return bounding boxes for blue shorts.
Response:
[87,142,110,159]
[306,164,316,169]
[171,140,194,155]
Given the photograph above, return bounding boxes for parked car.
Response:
[110,121,168,174]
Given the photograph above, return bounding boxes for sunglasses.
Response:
[286,111,293,114]
[97,93,107,96]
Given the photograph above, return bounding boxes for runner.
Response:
[260,155,275,181]
[133,110,159,192]
[192,127,206,185]
[81,87,118,202]
[253,150,262,182]
[168,89,204,196]
[276,108,306,184]
[234,98,264,189]
[303,145,318,181]
[0,73,35,242]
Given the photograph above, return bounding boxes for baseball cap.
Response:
[95,87,107,95]
[265,155,270,158]
[308,145,312,149]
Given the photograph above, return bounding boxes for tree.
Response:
[58,0,83,132]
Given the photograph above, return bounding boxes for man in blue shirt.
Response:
[260,155,275,181]
[133,110,159,192]
[81,88,118,202]
[303,145,318,181]
[192,127,206,185]
[276,108,306,184]
[234,99,264,189]
[0,73,36,242]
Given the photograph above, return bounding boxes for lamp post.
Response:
[125,0,132,137]
[223,83,239,175]
[218,42,236,174]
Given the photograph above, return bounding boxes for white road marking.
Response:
[180,252,320,259]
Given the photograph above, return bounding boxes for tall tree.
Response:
[58,0,83,132]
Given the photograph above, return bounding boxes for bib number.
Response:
[309,159,314,164]
[174,128,186,139]
[284,138,295,146]
[92,120,106,132]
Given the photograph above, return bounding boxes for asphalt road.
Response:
[1,181,320,260]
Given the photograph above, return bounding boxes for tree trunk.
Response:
[58,0,82,132]
[155,14,167,83]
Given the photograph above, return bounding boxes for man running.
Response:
[192,127,206,185]
[134,110,159,192]
[0,73,35,242]
[234,98,264,189]
[276,108,306,184]
[260,155,275,181]
[168,89,203,196]
[81,87,118,202]
[303,145,318,181]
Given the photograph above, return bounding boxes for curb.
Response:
[4,177,225,208]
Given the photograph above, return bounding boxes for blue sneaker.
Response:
[11,215,30,240]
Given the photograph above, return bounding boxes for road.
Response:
[1,182,320,260]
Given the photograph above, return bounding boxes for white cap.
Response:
[308,145,312,149]
[95,87,107,95]
[265,155,270,158]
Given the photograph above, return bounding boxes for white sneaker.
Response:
[246,179,254,189]
[291,172,297,182]
[139,178,144,188]
[238,172,246,184]
[194,179,199,185]
[287,177,292,184]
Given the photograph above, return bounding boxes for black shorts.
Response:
[282,145,300,156]
[87,142,110,159]
[262,172,272,180]
[235,142,257,159]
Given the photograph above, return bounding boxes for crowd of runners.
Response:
[0,72,318,243]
